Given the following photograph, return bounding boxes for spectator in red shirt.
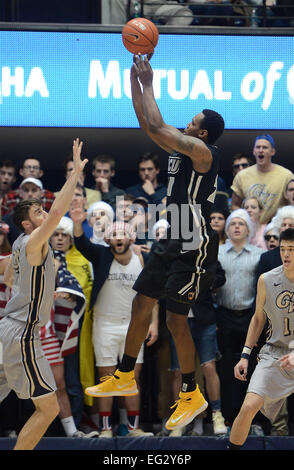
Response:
[1,157,55,217]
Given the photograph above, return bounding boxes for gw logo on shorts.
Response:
[276,290,294,313]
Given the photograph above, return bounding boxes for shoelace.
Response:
[99,374,117,382]
[170,396,191,410]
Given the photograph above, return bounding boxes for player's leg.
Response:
[228,392,264,448]
[123,293,157,358]
[14,392,59,450]
[166,311,195,374]
[164,310,208,430]
[52,362,72,419]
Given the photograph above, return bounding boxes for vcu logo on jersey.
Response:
[168,156,181,175]
[276,290,294,313]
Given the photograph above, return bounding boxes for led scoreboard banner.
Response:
[0,30,293,129]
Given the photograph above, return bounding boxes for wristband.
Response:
[241,346,252,360]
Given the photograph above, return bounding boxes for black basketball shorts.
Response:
[133,230,219,315]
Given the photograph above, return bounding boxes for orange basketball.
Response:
[122,17,159,55]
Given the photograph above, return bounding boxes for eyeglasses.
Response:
[233,163,250,170]
[264,234,279,241]
[23,165,40,171]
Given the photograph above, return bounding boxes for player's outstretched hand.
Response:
[234,358,248,381]
[133,54,153,86]
[72,138,88,176]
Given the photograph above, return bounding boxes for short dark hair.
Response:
[20,157,42,170]
[13,198,42,232]
[0,160,17,173]
[63,154,87,175]
[137,152,160,170]
[232,153,253,165]
[92,154,116,171]
[280,228,294,243]
[200,109,225,144]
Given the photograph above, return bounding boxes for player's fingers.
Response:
[147,50,154,61]
[81,158,88,169]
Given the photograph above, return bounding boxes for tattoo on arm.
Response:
[177,134,194,154]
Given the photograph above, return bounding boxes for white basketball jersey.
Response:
[263,265,294,348]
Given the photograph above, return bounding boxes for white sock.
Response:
[90,413,100,429]
[119,408,128,425]
[192,418,203,435]
[61,416,77,437]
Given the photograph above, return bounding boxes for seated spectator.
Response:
[126,152,166,206]
[263,222,279,251]
[231,134,293,224]
[242,196,267,250]
[1,157,55,217]
[216,208,265,428]
[55,155,101,207]
[87,201,114,246]
[188,0,234,26]
[0,160,17,200]
[248,0,292,27]
[3,177,43,245]
[142,0,194,25]
[91,154,125,209]
[102,0,193,25]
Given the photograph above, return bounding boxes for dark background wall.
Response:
[0,0,101,23]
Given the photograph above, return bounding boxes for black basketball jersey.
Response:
[166,145,220,240]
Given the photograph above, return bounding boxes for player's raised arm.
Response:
[132,55,220,173]
[130,59,173,155]
[26,139,88,255]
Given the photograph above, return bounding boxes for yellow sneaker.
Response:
[85,370,138,397]
[165,386,208,431]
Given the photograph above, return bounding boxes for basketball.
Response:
[122,17,159,55]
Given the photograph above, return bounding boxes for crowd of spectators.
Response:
[1,131,294,439]
[101,0,294,28]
